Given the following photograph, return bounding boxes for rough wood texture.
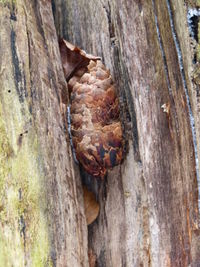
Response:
[53,0,200,266]
[0,1,88,266]
[171,0,200,195]
[1,0,200,266]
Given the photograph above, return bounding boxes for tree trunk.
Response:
[0,1,88,266]
[1,0,200,267]
[53,0,200,266]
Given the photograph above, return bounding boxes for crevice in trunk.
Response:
[166,0,200,211]
[52,10,132,267]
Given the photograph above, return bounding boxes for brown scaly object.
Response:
[60,39,123,178]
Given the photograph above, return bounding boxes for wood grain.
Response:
[0,1,88,266]
[53,0,200,266]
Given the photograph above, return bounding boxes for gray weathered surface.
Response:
[0,1,88,266]
[0,0,200,266]
[53,0,200,266]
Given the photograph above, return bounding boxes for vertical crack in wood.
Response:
[9,7,28,264]
[67,105,78,164]
[10,29,25,103]
[166,0,200,211]
[23,5,35,117]
[112,43,140,162]
[152,0,172,93]
[152,1,182,139]
[152,1,200,210]
[102,2,115,40]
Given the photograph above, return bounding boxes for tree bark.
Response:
[0,0,200,267]
[0,1,88,266]
[53,0,200,266]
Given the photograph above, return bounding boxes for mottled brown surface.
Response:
[60,40,123,178]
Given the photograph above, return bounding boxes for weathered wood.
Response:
[53,0,200,266]
[1,0,200,266]
[0,1,88,266]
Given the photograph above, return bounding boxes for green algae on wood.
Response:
[0,93,52,266]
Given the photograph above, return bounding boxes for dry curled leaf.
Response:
[83,186,99,225]
[60,39,123,178]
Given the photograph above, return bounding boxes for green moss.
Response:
[0,7,52,262]
[0,106,13,220]
[0,100,51,266]
[196,45,200,63]
[0,0,16,3]
[0,108,14,266]
[0,0,16,8]
[31,215,53,267]
[187,0,200,7]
